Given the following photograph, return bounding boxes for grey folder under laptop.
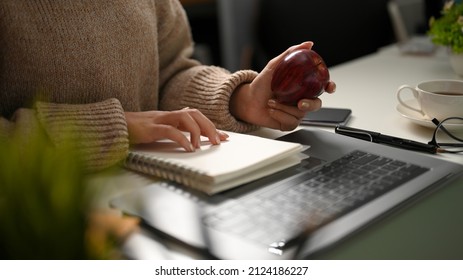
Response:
[110,128,463,260]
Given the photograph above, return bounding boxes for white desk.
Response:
[253,44,462,165]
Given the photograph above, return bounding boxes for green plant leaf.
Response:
[428,1,463,53]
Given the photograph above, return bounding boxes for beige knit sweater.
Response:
[0,0,258,170]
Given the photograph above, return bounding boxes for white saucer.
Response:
[396,100,463,131]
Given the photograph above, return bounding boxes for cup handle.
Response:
[396,85,424,115]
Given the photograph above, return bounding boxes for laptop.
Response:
[110,128,463,259]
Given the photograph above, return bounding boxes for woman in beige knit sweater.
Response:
[0,0,335,171]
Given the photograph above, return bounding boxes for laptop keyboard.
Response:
[202,150,429,247]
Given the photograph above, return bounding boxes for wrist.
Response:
[230,83,251,122]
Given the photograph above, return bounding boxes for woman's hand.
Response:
[125,108,229,152]
[230,41,336,131]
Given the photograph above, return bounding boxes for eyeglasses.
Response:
[428,117,463,154]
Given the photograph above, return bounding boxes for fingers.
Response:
[268,108,300,131]
[297,98,322,112]
[268,99,306,119]
[325,81,337,93]
[266,41,314,71]
[268,98,321,116]
[155,124,197,152]
[177,108,224,148]
[126,109,228,152]
[266,98,323,131]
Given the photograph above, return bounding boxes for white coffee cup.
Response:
[396,79,463,120]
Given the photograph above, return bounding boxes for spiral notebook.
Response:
[124,131,303,195]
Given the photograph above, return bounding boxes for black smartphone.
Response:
[301,107,352,127]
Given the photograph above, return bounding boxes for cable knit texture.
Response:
[0,0,258,171]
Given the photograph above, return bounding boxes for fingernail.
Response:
[300,101,310,110]
[215,134,221,145]
[219,131,229,139]
[302,41,314,47]
[268,99,277,108]
[189,143,195,152]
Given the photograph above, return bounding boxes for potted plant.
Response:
[428,0,463,76]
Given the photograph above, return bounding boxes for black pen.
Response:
[335,125,437,154]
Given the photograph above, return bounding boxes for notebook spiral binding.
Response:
[124,152,212,190]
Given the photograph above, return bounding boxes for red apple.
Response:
[271,49,330,105]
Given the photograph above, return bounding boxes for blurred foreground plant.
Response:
[0,126,116,259]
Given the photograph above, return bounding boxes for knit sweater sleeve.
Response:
[157,0,259,133]
[1,98,129,171]
[161,66,260,132]
[34,98,129,171]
